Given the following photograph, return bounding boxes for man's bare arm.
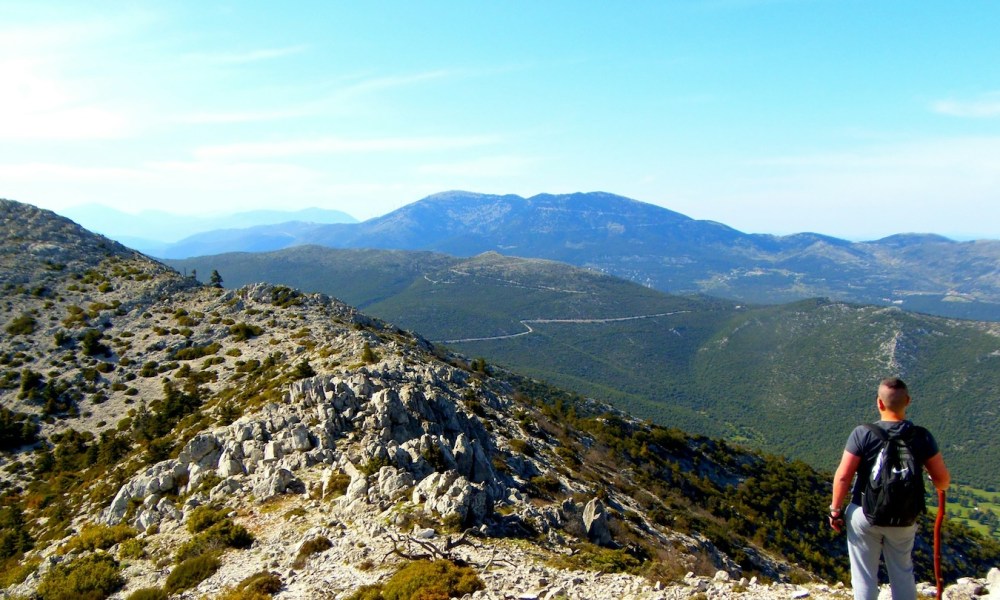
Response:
[924,452,950,491]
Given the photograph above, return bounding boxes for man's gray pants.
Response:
[846,503,918,600]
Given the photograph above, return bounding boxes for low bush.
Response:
[215,570,284,599]
[61,523,137,554]
[36,553,124,600]
[186,505,227,534]
[165,553,220,594]
[0,556,40,588]
[118,537,146,559]
[292,536,332,568]
[346,559,483,600]
[509,439,534,456]
[5,313,36,336]
[175,518,253,562]
[126,588,168,600]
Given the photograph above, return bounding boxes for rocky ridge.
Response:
[1,198,998,599]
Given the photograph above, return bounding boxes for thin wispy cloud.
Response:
[0,162,145,181]
[176,107,317,125]
[194,135,504,160]
[0,58,133,140]
[931,92,1000,118]
[184,45,308,65]
[174,69,461,125]
[341,70,455,96]
[415,155,539,178]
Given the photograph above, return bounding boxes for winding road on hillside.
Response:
[434,310,690,344]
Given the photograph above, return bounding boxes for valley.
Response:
[170,247,1000,491]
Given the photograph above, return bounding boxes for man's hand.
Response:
[829,508,845,533]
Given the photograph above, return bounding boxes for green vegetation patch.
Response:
[165,553,221,594]
[292,536,332,569]
[60,523,138,554]
[345,559,483,600]
[126,588,168,600]
[5,313,37,336]
[0,407,40,450]
[215,570,283,600]
[36,553,125,600]
[175,517,254,562]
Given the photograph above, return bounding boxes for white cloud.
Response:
[0,13,151,141]
[0,162,145,181]
[184,45,308,65]
[415,155,538,178]
[194,135,503,161]
[0,57,132,140]
[931,92,1000,118]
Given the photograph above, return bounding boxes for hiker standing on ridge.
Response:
[829,377,950,600]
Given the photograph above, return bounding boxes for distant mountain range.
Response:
[58,204,357,256]
[148,191,1000,321]
[168,246,1000,489]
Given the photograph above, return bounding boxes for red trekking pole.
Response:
[934,488,946,600]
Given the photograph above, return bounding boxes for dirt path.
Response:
[435,310,690,343]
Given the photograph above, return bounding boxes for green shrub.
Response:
[170,343,221,361]
[80,329,111,357]
[529,474,562,497]
[325,471,351,499]
[215,570,283,599]
[292,536,332,568]
[186,505,227,534]
[61,523,137,554]
[0,407,39,451]
[379,560,483,600]
[0,556,40,587]
[36,553,124,600]
[229,323,264,342]
[5,313,36,336]
[175,518,253,562]
[236,570,283,594]
[126,588,168,600]
[360,456,392,476]
[360,342,378,364]
[290,359,315,379]
[509,439,534,457]
[165,553,220,593]
[118,537,146,559]
[548,543,642,574]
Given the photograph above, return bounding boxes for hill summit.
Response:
[1,198,998,599]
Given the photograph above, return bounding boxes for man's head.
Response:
[877,376,911,415]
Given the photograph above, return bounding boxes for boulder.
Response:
[582,498,612,546]
[217,449,246,478]
[252,466,297,500]
[178,433,222,468]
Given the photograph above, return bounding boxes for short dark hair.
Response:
[880,377,908,392]
[878,377,909,411]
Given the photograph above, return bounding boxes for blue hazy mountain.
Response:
[58,204,357,256]
[160,191,1000,321]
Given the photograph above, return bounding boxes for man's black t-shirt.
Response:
[845,420,939,507]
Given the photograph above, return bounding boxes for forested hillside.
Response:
[171,247,1000,489]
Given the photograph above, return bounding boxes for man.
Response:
[830,377,950,600]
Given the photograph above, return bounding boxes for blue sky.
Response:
[2,1,999,240]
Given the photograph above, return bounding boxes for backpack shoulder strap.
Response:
[863,423,888,441]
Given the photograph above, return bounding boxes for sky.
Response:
[2,1,1000,241]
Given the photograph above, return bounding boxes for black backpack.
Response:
[861,423,926,526]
